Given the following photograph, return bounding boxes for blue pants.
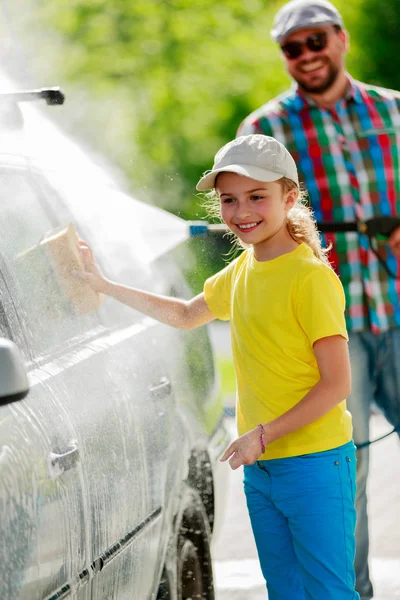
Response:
[244,441,360,600]
[347,329,400,600]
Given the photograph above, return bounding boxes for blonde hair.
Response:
[282,178,331,265]
[202,177,331,266]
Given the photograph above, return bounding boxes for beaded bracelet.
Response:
[258,423,266,454]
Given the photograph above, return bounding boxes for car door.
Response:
[46,176,188,598]
[0,162,151,600]
[0,250,90,599]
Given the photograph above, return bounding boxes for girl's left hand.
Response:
[220,427,264,470]
[388,226,400,258]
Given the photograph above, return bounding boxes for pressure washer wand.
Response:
[188,216,400,238]
[188,221,228,237]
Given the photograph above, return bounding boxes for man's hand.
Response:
[388,226,400,258]
[220,427,264,470]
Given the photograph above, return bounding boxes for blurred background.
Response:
[1,0,397,293]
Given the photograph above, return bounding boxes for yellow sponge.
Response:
[17,223,103,315]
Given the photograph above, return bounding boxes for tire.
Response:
[156,486,215,600]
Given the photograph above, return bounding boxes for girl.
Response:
[77,134,359,600]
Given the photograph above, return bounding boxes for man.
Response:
[238,1,400,599]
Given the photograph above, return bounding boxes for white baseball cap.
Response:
[271,0,344,44]
[196,134,299,191]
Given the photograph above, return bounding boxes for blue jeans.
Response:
[244,441,360,600]
[347,329,400,600]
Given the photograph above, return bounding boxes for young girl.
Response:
[77,134,359,600]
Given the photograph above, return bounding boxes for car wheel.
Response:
[178,538,205,599]
[156,486,215,600]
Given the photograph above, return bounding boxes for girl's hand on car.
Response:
[76,240,108,293]
[220,427,265,470]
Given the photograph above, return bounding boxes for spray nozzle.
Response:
[0,87,65,106]
[188,221,228,237]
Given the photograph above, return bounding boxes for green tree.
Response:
[0,0,372,289]
[348,0,400,90]
[0,0,364,220]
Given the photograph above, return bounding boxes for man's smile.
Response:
[300,59,325,73]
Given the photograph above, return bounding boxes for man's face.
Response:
[280,26,347,95]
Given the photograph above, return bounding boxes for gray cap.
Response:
[196,134,299,191]
[271,0,344,44]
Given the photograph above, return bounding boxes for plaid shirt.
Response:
[238,76,400,334]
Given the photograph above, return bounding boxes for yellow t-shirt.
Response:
[204,243,353,459]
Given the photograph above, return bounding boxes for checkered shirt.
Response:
[238,77,400,333]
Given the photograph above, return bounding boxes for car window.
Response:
[43,175,164,326]
[0,167,101,359]
[45,177,153,278]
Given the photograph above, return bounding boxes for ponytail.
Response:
[281,178,331,266]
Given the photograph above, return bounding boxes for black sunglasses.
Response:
[281,31,331,60]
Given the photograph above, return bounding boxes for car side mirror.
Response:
[0,338,29,405]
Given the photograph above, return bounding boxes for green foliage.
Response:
[1,0,284,218]
[0,0,382,225]
[346,0,400,90]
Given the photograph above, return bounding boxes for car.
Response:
[0,79,229,600]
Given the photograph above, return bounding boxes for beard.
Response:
[295,59,340,95]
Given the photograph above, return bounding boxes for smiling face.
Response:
[281,26,347,95]
[216,172,298,259]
